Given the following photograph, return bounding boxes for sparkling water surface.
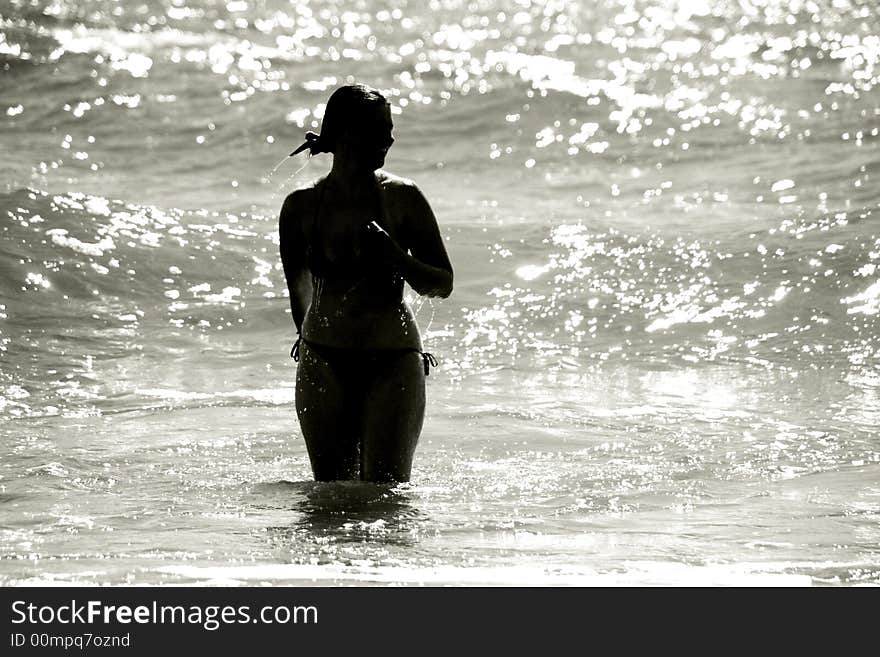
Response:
[1,0,879,585]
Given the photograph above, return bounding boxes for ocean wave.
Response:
[446,201,880,374]
[0,186,279,299]
[3,184,879,411]
[0,186,291,418]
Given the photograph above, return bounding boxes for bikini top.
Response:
[304,177,394,283]
[292,177,437,375]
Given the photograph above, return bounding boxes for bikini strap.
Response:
[290,337,437,375]
[305,178,328,260]
[374,175,389,230]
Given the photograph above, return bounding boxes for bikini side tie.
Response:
[421,351,438,376]
[291,337,436,376]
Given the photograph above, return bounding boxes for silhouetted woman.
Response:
[279,84,453,483]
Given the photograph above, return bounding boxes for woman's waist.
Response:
[302,306,422,350]
[312,277,403,304]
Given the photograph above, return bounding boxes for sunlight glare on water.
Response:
[0,0,879,585]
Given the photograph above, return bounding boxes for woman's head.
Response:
[294,84,394,170]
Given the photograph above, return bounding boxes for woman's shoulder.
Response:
[282,177,324,209]
[375,171,438,241]
[376,170,429,209]
[377,169,420,192]
[279,177,326,226]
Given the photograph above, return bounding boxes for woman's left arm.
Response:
[373,182,453,298]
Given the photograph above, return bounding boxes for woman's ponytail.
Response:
[290,131,325,156]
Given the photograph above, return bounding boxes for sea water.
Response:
[1,0,878,585]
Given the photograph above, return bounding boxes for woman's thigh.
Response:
[295,342,359,481]
[360,351,426,483]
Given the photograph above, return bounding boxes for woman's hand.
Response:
[363,221,406,269]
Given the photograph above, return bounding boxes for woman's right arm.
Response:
[278,191,312,334]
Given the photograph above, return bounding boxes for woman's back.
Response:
[279,83,452,482]
[282,171,424,350]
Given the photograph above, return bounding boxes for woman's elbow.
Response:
[434,272,453,298]
[432,285,452,299]
[417,272,453,298]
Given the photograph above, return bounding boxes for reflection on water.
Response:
[1,0,879,585]
[252,481,422,561]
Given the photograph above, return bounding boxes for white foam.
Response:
[770,179,795,192]
[45,228,115,257]
[155,561,814,587]
[843,279,880,315]
[25,272,51,288]
[135,387,295,405]
[203,286,242,304]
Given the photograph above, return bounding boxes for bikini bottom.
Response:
[290,337,437,376]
